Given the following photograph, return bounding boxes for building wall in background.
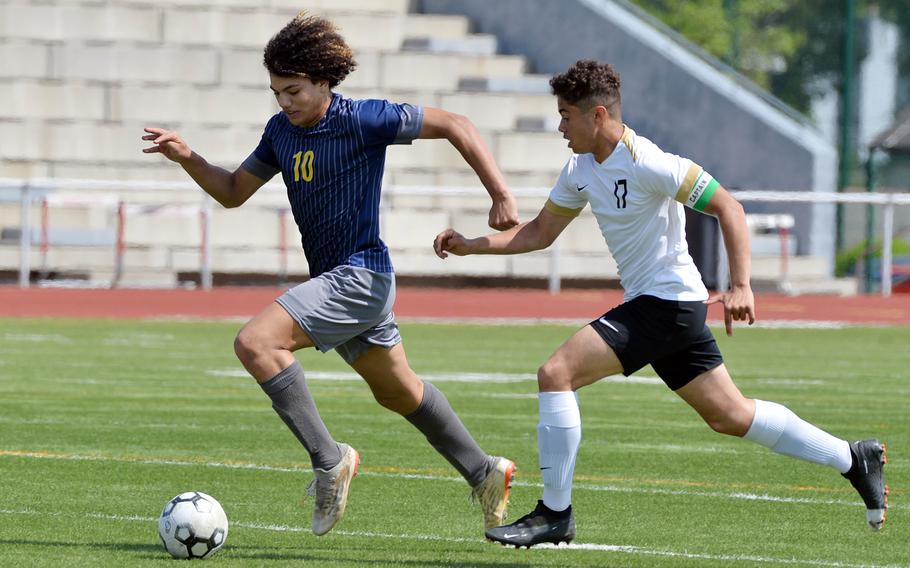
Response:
[421,0,839,268]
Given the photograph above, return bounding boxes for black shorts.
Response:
[590,294,723,390]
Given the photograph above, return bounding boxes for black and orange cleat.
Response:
[843,439,887,531]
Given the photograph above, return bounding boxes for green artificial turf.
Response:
[0,318,906,567]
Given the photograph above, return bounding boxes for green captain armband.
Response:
[691,177,718,211]
[681,170,719,212]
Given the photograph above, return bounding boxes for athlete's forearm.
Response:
[445,115,511,201]
[717,201,752,288]
[179,152,245,208]
[468,220,551,254]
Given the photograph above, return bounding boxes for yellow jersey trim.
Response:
[675,163,704,203]
[545,199,584,218]
[620,125,638,162]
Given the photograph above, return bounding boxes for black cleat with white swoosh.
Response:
[842,439,888,531]
[485,500,575,548]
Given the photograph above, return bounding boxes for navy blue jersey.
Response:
[241,93,423,277]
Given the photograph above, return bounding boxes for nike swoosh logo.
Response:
[576,184,588,191]
[502,533,522,539]
[598,317,620,333]
[540,467,552,470]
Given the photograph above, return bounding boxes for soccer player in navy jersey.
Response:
[141,12,518,537]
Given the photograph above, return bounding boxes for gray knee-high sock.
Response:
[405,382,491,487]
[259,361,341,470]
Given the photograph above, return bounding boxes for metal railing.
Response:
[2,178,908,296]
[732,191,910,296]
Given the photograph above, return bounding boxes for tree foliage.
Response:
[877,0,910,108]
[630,0,906,114]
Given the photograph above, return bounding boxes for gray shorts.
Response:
[275,265,401,365]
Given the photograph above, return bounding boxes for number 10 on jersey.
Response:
[292,150,314,182]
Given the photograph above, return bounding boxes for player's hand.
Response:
[141,127,193,163]
[433,228,472,259]
[488,194,519,231]
[705,284,756,337]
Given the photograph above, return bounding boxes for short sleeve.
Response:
[240,119,281,181]
[674,162,720,212]
[545,157,586,217]
[635,147,696,200]
[357,99,424,146]
[630,132,719,212]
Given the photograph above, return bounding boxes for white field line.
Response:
[205,369,843,388]
[206,368,665,385]
[205,368,539,383]
[1,449,903,511]
[206,369,851,390]
[0,508,904,568]
[2,333,73,343]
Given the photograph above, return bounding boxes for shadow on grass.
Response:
[0,538,161,554]
[226,546,534,567]
[0,539,540,567]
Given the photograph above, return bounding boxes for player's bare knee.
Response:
[537,359,571,391]
[233,327,261,368]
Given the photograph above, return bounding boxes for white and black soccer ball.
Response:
[158,491,229,560]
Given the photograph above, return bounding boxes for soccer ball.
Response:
[158,491,229,559]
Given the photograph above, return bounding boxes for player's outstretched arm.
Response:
[434,206,572,259]
[141,127,265,208]
[418,108,519,231]
[702,185,756,336]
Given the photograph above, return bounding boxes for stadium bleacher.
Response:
[0,0,850,292]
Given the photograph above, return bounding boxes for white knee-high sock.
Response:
[538,391,582,512]
[744,399,852,473]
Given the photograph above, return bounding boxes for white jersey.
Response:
[547,126,719,302]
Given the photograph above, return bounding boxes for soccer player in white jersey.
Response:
[142,13,517,538]
[433,60,887,547]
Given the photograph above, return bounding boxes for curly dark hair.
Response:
[550,60,622,112]
[263,12,357,87]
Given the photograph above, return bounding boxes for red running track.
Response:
[0,286,908,325]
